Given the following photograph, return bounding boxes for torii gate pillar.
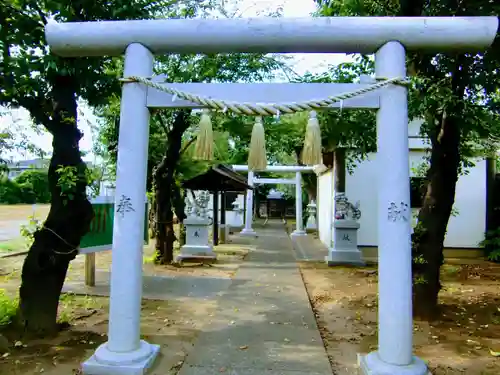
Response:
[290,171,306,237]
[358,41,428,375]
[240,171,257,237]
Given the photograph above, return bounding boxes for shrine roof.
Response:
[182,164,252,192]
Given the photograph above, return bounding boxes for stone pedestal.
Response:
[176,216,216,261]
[326,219,365,266]
[306,201,317,231]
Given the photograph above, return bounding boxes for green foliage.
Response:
[55,166,81,201]
[314,0,500,160]
[0,176,35,204]
[299,55,377,158]
[94,6,292,185]
[480,228,500,261]
[0,130,13,171]
[85,166,104,198]
[19,215,42,249]
[0,289,17,327]
[1,0,186,116]
[14,169,50,203]
[55,165,101,202]
[411,160,429,178]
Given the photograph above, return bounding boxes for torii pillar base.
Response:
[240,228,257,237]
[290,230,307,237]
[358,352,431,375]
[82,341,160,375]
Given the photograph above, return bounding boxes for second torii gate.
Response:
[231,165,315,236]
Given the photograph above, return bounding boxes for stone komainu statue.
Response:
[335,193,361,221]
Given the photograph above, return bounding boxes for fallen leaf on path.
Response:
[489,349,500,357]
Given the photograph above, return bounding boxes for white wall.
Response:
[317,119,487,250]
[343,152,486,248]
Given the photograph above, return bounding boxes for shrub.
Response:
[0,169,50,204]
[0,176,23,204]
[15,169,50,203]
[480,227,500,262]
[20,216,42,249]
[0,289,17,327]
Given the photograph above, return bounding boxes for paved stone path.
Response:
[63,272,233,301]
[178,221,332,375]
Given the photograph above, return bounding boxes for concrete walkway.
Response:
[178,221,332,375]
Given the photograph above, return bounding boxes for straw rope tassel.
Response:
[248,116,267,171]
[301,111,323,165]
[193,109,214,160]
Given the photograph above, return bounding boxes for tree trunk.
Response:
[153,110,190,264]
[178,189,187,246]
[410,47,467,319]
[17,75,94,336]
[412,110,461,320]
[172,182,187,247]
[154,173,173,264]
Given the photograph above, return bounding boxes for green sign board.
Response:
[79,197,149,253]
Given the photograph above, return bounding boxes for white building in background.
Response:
[5,158,49,179]
[316,119,486,258]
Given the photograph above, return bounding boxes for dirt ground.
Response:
[0,205,50,247]
[0,204,50,223]
[0,241,248,286]
[0,235,250,374]
[0,296,218,375]
[300,261,500,375]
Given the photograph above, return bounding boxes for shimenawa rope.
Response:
[120,76,409,116]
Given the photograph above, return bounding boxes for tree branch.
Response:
[155,112,169,135]
[180,137,196,155]
[29,1,48,25]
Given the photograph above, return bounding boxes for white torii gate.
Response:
[45,15,498,375]
[232,164,314,237]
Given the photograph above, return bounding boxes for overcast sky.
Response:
[1,0,351,162]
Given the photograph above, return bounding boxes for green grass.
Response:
[0,238,26,253]
[0,289,17,326]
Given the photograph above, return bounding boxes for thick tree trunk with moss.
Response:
[17,75,94,336]
[153,110,190,264]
